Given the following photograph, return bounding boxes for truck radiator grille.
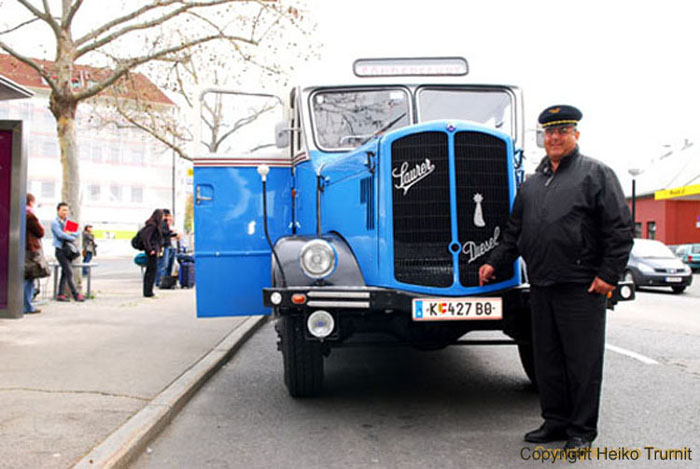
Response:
[391,132,452,287]
[454,132,513,287]
[390,130,512,288]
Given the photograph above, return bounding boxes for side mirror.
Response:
[275,121,291,148]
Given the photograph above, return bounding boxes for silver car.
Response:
[624,239,693,294]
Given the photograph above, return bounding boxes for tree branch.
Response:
[74,0,246,52]
[74,0,181,47]
[0,17,42,35]
[214,102,276,149]
[64,0,84,29]
[0,40,59,94]
[14,0,61,37]
[75,3,196,59]
[74,33,257,102]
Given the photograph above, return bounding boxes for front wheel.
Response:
[672,286,686,294]
[278,315,324,398]
[517,342,537,390]
[623,270,636,290]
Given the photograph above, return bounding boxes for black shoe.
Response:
[524,423,567,443]
[564,436,592,449]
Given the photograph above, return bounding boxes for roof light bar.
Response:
[353,57,469,77]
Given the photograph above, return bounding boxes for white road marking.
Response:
[606,344,660,365]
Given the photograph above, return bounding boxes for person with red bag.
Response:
[50,202,84,302]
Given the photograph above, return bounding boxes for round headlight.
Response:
[619,285,632,300]
[300,239,336,279]
[270,292,282,305]
[307,310,335,338]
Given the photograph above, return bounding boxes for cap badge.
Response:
[549,108,561,114]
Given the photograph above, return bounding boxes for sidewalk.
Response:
[0,268,264,468]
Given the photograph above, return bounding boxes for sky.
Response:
[303,0,700,186]
[2,0,698,188]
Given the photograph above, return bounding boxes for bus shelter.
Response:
[1,74,32,318]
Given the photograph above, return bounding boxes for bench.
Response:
[48,262,98,300]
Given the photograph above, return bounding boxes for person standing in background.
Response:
[51,202,84,302]
[156,208,178,288]
[24,193,44,314]
[142,209,164,298]
[82,224,97,276]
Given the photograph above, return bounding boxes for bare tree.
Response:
[0,0,311,225]
[90,5,317,161]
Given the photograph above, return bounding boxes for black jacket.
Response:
[141,223,163,256]
[487,147,633,286]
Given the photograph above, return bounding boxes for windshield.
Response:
[310,88,411,151]
[632,240,675,259]
[417,88,514,137]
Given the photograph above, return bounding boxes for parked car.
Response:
[674,243,700,272]
[624,239,693,293]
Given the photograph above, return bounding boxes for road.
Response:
[132,275,700,469]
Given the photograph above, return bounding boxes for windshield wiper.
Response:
[361,112,407,145]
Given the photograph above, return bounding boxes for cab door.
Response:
[194,90,291,317]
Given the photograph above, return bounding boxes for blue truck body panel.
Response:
[194,164,292,317]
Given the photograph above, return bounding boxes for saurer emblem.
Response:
[392,159,435,195]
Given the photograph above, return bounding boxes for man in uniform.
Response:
[479,105,633,449]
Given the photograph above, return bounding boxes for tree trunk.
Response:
[56,114,80,220]
[51,96,83,293]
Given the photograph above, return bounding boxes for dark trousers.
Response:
[55,247,79,298]
[529,284,607,441]
[82,251,93,276]
[143,254,158,297]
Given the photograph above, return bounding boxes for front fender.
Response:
[272,233,366,287]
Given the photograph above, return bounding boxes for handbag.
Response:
[134,252,148,266]
[25,249,51,279]
[62,239,80,261]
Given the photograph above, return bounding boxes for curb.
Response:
[73,315,268,469]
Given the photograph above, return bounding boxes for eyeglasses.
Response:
[544,126,576,136]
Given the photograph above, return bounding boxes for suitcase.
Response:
[179,261,195,288]
[159,275,178,289]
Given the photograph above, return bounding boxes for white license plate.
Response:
[412,297,502,321]
[666,277,682,283]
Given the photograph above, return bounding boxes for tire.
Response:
[517,342,538,390]
[623,270,636,290]
[672,286,686,294]
[278,315,324,398]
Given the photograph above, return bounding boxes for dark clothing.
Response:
[488,148,633,286]
[141,222,163,255]
[25,208,45,313]
[486,147,632,442]
[530,285,606,441]
[55,247,79,298]
[82,231,97,276]
[25,209,44,252]
[143,253,158,297]
[82,231,96,255]
[141,222,163,297]
[161,221,175,248]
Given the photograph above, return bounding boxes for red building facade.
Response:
[629,196,700,244]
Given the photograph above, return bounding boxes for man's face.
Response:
[57,205,69,220]
[544,125,579,161]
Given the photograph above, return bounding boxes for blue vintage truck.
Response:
[193,58,632,397]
